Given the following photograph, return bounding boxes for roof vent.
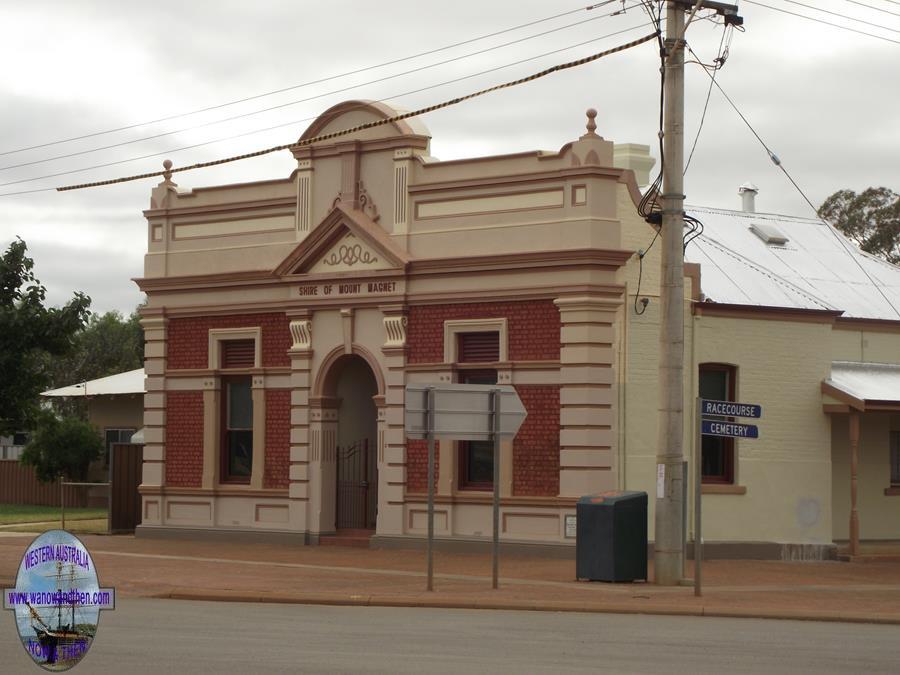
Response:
[738,182,758,213]
[750,222,789,246]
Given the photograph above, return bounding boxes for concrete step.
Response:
[319,529,373,549]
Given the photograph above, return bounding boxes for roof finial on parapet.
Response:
[584,108,598,137]
[162,159,173,182]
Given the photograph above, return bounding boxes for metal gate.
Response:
[336,438,375,530]
[110,443,143,533]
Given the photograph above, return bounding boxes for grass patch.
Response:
[0,504,107,525]
[0,518,109,535]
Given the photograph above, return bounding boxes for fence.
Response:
[0,460,87,507]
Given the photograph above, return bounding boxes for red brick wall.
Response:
[264,389,291,489]
[513,385,560,497]
[407,301,560,364]
[165,392,204,487]
[405,387,560,497]
[406,439,439,494]
[167,313,291,369]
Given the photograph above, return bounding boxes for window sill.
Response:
[884,487,900,496]
[702,484,747,495]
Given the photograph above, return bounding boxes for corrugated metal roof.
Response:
[684,206,900,320]
[41,368,145,397]
[826,361,900,404]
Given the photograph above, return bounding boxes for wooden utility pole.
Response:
[655,1,742,586]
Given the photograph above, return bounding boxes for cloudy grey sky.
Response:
[1,0,897,314]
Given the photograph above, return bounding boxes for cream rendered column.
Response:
[288,316,313,534]
[554,297,620,496]
[139,315,167,526]
[295,158,313,237]
[392,149,411,245]
[250,374,266,490]
[379,307,408,535]
[309,400,338,537]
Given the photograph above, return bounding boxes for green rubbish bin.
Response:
[576,490,648,582]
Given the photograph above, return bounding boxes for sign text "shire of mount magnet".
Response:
[297,281,397,297]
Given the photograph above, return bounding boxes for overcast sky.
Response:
[1,0,897,314]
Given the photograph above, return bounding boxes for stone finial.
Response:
[162,159,173,182]
[584,108,598,137]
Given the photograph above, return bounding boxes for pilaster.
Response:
[554,296,621,497]
[379,307,408,535]
[139,314,167,526]
[295,158,312,237]
[288,315,313,530]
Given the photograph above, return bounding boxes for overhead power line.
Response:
[0,1,621,158]
[777,0,900,33]
[0,2,642,173]
[54,31,659,193]
[0,23,650,194]
[743,0,900,45]
[685,44,900,318]
[843,0,900,18]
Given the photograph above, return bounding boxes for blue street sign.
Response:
[701,399,762,419]
[701,420,759,439]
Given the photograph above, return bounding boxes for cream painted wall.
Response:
[692,316,834,544]
[88,395,144,434]
[832,328,900,364]
[832,412,900,540]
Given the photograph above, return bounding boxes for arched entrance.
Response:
[324,354,379,531]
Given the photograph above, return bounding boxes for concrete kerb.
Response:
[150,589,900,625]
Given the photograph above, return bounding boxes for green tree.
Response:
[0,239,91,436]
[46,310,144,389]
[818,187,900,265]
[19,412,103,482]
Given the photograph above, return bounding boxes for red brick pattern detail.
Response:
[264,390,291,489]
[167,313,292,369]
[406,301,560,364]
[513,385,560,497]
[165,392,204,487]
[406,439,439,494]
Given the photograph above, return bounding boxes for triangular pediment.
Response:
[275,203,410,276]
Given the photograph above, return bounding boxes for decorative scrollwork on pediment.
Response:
[358,181,380,222]
[323,243,378,267]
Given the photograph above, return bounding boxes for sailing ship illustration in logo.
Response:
[4,530,115,671]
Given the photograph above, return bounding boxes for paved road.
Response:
[3,599,898,674]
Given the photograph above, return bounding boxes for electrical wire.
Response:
[51,31,660,193]
[843,0,900,18]
[633,0,665,316]
[684,44,900,318]
[0,3,644,173]
[0,1,621,158]
[0,23,652,195]
[776,0,900,33]
[743,1,900,45]
[684,26,730,175]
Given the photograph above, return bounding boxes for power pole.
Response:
[654,0,687,587]
[654,0,742,586]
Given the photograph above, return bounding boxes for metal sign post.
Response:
[694,397,702,597]
[696,397,762,597]
[426,386,435,592]
[405,383,527,593]
[491,388,501,590]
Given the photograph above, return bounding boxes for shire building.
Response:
[135,100,900,558]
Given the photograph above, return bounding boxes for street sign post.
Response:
[695,397,762,597]
[405,384,527,591]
